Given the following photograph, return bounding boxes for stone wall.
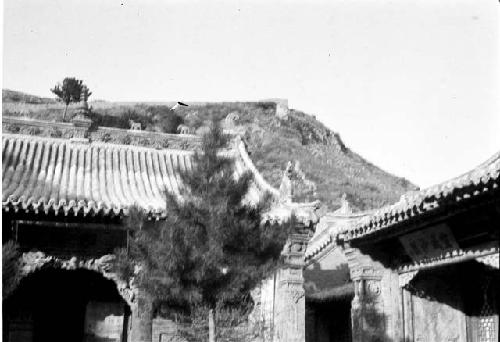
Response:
[2,116,201,150]
[247,227,314,342]
[152,318,184,342]
[343,243,491,342]
[84,302,127,342]
[259,99,289,119]
[409,291,466,342]
[252,277,277,342]
[275,100,289,120]
[402,267,469,342]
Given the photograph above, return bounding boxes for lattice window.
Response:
[478,316,496,342]
[477,277,497,342]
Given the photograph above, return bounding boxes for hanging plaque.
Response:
[399,224,458,262]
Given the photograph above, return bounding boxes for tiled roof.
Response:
[2,133,276,217]
[305,211,369,260]
[345,151,500,241]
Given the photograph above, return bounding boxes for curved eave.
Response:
[3,201,128,219]
[345,151,500,242]
[2,133,194,218]
[2,132,286,220]
[305,212,371,261]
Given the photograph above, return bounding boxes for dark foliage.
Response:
[89,108,154,130]
[115,120,292,314]
[87,105,182,133]
[149,106,184,133]
[3,241,22,299]
[51,78,83,105]
[50,77,89,121]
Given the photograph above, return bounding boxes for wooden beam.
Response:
[16,220,126,230]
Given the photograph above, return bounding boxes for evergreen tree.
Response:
[51,77,88,121]
[116,120,293,341]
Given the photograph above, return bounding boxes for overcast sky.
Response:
[2,0,499,188]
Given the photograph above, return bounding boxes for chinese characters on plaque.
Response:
[399,224,459,262]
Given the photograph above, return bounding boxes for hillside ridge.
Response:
[2,89,417,211]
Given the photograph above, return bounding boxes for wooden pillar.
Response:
[130,290,153,342]
[274,231,311,342]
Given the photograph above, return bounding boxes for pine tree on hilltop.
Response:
[51,77,90,121]
[116,120,293,342]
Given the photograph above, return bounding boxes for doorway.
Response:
[306,297,353,342]
[3,268,130,342]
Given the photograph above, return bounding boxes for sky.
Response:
[2,0,499,188]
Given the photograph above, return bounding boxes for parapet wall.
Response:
[2,116,201,150]
[260,98,289,119]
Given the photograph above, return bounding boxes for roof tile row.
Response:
[2,134,261,216]
[346,151,500,241]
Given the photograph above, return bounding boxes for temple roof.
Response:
[345,151,500,242]
[305,211,369,260]
[2,118,280,218]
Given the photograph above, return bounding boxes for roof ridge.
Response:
[2,131,292,219]
[418,150,500,192]
[344,150,500,241]
[2,133,197,155]
[233,136,280,197]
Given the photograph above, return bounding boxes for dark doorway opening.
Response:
[3,268,130,342]
[306,296,353,342]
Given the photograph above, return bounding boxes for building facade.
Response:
[2,115,321,342]
[3,112,499,342]
[303,152,499,342]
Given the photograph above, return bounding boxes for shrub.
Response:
[138,138,151,146]
[101,133,112,142]
[25,127,41,135]
[48,127,62,138]
[5,124,20,133]
[121,135,131,145]
[148,106,184,133]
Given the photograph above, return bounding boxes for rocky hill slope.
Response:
[2,89,417,211]
[3,89,56,104]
